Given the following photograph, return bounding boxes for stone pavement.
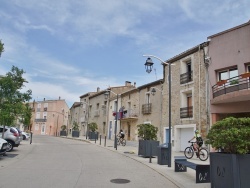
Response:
[64,135,210,188]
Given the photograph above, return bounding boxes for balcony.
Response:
[212,74,250,104]
[180,106,193,118]
[120,109,138,121]
[142,103,152,114]
[180,71,193,84]
[35,118,47,122]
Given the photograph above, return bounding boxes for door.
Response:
[109,121,112,139]
[165,129,169,144]
[41,124,46,135]
[180,128,193,151]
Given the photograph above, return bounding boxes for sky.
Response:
[0,0,250,108]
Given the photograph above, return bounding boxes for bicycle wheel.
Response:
[199,148,209,161]
[121,139,126,146]
[184,147,194,159]
[116,138,120,145]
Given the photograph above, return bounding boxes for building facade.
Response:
[207,20,250,125]
[30,98,69,136]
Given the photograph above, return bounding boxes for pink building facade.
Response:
[207,20,250,124]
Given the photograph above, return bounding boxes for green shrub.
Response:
[88,122,98,132]
[206,117,250,154]
[72,121,79,131]
[61,125,67,131]
[137,123,158,140]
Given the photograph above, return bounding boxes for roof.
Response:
[208,19,250,39]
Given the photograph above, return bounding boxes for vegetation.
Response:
[0,40,4,56]
[61,125,67,131]
[0,66,32,127]
[206,117,250,154]
[137,123,158,140]
[21,103,32,130]
[88,122,98,132]
[72,121,79,131]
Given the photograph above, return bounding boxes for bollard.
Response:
[149,142,152,163]
[95,133,97,143]
[104,136,106,147]
[30,132,33,144]
[100,135,102,145]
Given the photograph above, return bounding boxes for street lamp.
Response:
[104,89,119,150]
[143,54,172,167]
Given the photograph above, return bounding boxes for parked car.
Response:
[0,126,21,152]
[0,138,8,156]
[21,132,30,140]
[14,127,23,142]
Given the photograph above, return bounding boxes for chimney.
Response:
[134,82,136,87]
[59,96,61,100]
[97,87,100,92]
[125,81,131,86]
[44,98,45,101]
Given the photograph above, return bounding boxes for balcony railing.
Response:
[212,74,250,98]
[35,118,47,122]
[142,103,152,114]
[180,71,193,84]
[180,106,193,118]
[121,109,139,119]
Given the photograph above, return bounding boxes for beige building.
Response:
[162,42,209,151]
[30,98,69,136]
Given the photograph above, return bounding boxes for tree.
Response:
[0,40,4,57]
[0,66,32,132]
[21,103,32,131]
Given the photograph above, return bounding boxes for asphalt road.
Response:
[0,135,178,188]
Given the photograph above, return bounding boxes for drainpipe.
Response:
[198,45,201,133]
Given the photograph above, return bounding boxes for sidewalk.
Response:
[64,135,210,188]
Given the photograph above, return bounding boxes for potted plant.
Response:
[88,122,98,140]
[137,123,159,157]
[206,117,250,188]
[72,121,80,137]
[60,125,67,136]
[216,79,227,86]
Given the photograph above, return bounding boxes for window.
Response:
[218,67,238,81]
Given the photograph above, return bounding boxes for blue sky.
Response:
[0,0,249,107]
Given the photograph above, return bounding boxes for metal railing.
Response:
[180,106,193,118]
[212,75,250,98]
[142,103,152,114]
[180,71,193,84]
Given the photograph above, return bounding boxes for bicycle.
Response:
[116,135,126,146]
[184,141,208,161]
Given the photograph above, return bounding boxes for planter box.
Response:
[60,131,67,136]
[241,72,250,78]
[217,80,227,86]
[89,132,98,140]
[210,152,250,188]
[138,140,159,157]
[72,131,80,137]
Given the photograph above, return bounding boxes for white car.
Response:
[0,138,8,156]
[22,132,30,140]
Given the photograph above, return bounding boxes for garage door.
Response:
[180,128,193,151]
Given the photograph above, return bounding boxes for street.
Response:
[0,135,178,188]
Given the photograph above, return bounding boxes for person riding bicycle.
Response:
[188,129,203,156]
[118,129,125,140]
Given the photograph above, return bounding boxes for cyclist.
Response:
[188,129,203,157]
[118,129,125,140]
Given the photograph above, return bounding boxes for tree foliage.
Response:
[0,66,32,126]
[206,117,250,154]
[137,123,158,140]
[72,121,79,131]
[61,125,67,131]
[88,122,98,132]
[0,40,4,57]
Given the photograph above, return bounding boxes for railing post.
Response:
[104,136,106,147]
[100,135,102,145]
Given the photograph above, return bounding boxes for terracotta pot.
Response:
[217,80,227,86]
[241,72,250,78]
